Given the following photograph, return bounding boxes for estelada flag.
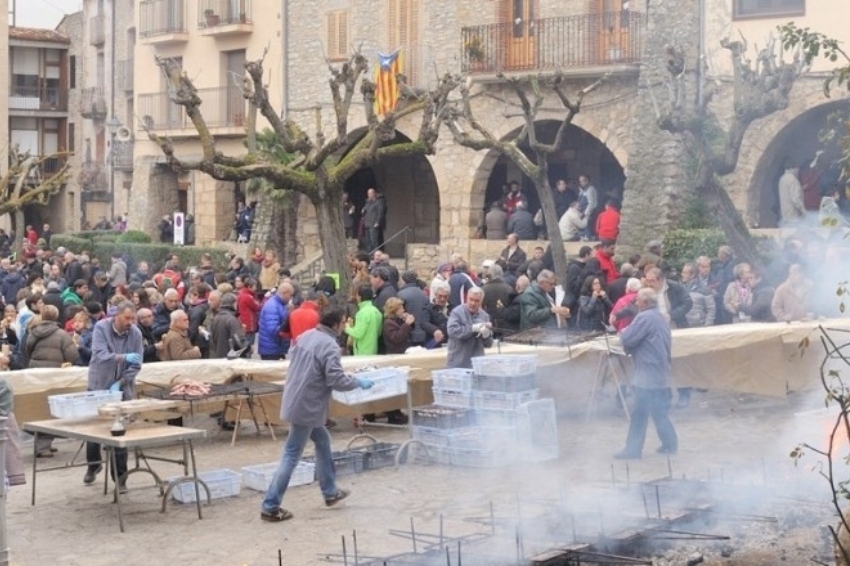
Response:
[374,49,402,117]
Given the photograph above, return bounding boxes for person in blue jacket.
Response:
[258,282,294,360]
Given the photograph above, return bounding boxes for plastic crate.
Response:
[471,355,537,378]
[412,426,453,447]
[517,398,560,463]
[412,405,473,429]
[48,390,123,419]
[350,442,400,471]
[304,450,365,476]
[170,469,241,503]
[332,367,408,405]
[241,461,315,492]
[474,407,520,429]
[473,389,539,410]
[472,372,537,393]
[432,368,474,391]
[448,426,518,450]
[449,446,516,468]
[432,387,473,409]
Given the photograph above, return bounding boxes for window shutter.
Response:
[388,0,399,48]
[407,0,420,85]
[327,12,337,57]
[497,0,511,22]
[337,11,348,59]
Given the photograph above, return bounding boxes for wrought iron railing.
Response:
[80,87,107,119]
[9,85,68,111]
[79,163,108,191]
[138,85,246,130]
[198,0,252,28]
[140,0,186,37]
[117,59,134,92]
[39,156,66,176]
[461,11,645,74]
[113,141,134,170]
[90,15,105,46]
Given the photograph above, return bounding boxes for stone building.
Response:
[68,0,848,272]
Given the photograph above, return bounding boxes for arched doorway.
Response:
[472,120,626,230]
[749,100,849,228]
[342,131,441,257]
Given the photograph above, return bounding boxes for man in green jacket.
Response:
[345,284,382,356]
[520,270,571,330]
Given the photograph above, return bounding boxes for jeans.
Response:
[367,227,381,252]
[87,442,127,481]
[623,387,678,456]
[261,423,337,513]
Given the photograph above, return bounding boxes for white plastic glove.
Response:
[479,326,493,340]
[471,323,484,333]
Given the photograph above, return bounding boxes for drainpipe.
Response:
[109,0,117,219]
[697,0,705,107]
[281,0,289,120]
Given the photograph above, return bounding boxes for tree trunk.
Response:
[313,181,349,298]
[282,193,300,266]
[535,160,569,286]
[703,178,758,265]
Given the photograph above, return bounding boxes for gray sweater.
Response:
[281,325,359,427]
[88,318,144,399]
[619,306,671,390]
[446,305,493,369]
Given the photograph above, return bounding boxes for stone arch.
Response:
[746,98,850,227]
[468,119,627,230]
[340,127,441,257]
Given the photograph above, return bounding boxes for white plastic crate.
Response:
[517,398,559,463]
[448,426,518,450]
[449,446,516,468]
[474,407,521,429]
[432,368,474,391]
[242,461,315,492]
[412,425,453,447]
[471,355,537,378]
[48,390,123,419]
[473,389,539,411]
[432,387,472,409]
[169,469,241,503]
[333,367,409,405]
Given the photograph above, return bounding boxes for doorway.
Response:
[500,0,538,71]
[593,0,631,63]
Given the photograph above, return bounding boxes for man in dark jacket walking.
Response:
[614,288,677,459]
[396,271,429,346]
[210,293,246,359]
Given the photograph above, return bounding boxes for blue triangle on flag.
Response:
[378,49,401,71]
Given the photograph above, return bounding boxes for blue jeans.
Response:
[261,423,337,513]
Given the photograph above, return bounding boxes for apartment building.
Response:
[131,0,279,243]
[7,25,72,231]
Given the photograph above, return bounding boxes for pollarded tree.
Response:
[146,52,458,296]
[3,147,71,248]
[444,73,607,285]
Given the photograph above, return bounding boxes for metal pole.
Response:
[0,416,9,566]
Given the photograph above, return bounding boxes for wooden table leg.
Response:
[110,447,125,533]
[188,440,203,520]
[231,399,244,446]
[257,397,276,441]
[30,432,38,506]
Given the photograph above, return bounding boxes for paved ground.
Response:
[4,389,837,565]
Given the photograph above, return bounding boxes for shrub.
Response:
[49,234,90,254]
[116,230,152,244]
[663,229,779,272]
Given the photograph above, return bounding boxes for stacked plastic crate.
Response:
[412,354,559,468]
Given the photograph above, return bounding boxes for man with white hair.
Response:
[507,201,536,240]
[446,287,493,369]
[520,270,571,330]
[614,288,677,459]
[152,288,183,340]
[159,310,202,361]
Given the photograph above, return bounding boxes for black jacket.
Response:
[210,307,245,359]
[372,283,397,314]
[420,302,449,343]
[665,280,693,329]
[482,278,514,332]
[396,284,429,345]
[138,323,159,363]
[152,303,181,340]
[64,260,84,286]
[507,209,537,240]
[42,288,66,326]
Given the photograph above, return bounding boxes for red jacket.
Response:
[595,206,621,241]
[26,229,38,245]
[288,301,321,343]
[595,249,620,284]
[236,287,261,333]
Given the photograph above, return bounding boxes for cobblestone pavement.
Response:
[5,390,834,565]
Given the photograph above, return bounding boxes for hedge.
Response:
[662,229,779,271]
[50,234,231,273]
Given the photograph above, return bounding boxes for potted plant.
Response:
[464,34,486,70]
[204,8,220,27]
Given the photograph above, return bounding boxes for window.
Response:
[326,10,349,61]
[69,123,75,153]
[387,0,421,85]
[70,55,76,89]
[733,0,804,19]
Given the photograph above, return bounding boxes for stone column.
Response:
[617,0,701,259]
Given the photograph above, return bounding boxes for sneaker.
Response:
[386,411,409,425]
[324,489,350,507]
[261,508,294,522]
[117,482,129,495]
[84,465,102,485]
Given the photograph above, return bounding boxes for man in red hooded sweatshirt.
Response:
[595,239,620,285]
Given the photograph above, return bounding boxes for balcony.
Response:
[117,59,134,93]
[78,163,108,192]
[140,0,189,45]
[198,0,253,36]
[80,87,108,120]
[39,156,67,176]
[90,15,105,47]
[112,140,134,171]
[461,11,645,76]
[138,86,247,134]
[9,86,68,112]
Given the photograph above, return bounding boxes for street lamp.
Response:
[106,116,122,221]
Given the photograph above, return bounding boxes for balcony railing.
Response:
[78,163,108,191]
[39,156,67,176]
[140,0,186,38]
[461,11,645,74]
[117,59,134,92]
[9,86,68,112]
[198,0,252,28]
[138,86,247,131]
[112,140,134,171]
[80,87,107,119]
[90,15,105,46]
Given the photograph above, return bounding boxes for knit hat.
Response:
[402,270,418,284]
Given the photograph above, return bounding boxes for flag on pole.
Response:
[374,49,402,117]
